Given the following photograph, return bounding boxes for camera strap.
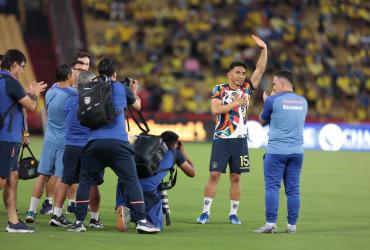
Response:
[126,106,150,134]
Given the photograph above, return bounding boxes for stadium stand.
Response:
[0,14,45,130]
[83,0,369,122]
[0,14,37,87]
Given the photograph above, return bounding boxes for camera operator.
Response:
[115,131,195,232]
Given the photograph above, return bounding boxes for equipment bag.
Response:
[78,75,117,129]
[128,107,168,178]
[18,144,39,180]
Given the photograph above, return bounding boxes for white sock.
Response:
[139,219,147,223]
[90,212,99,220]
[53,207,62,217]
[46,197,53,204]
[229,200,239,216]
[29,197,40,212]
[287,223,296,228]
[68,199,76,205]
[267,222,276,226]
[202,197,213,214]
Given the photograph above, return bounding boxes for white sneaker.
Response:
[136,220,160,234]
[286,224,296,233]
[254,223,277,233]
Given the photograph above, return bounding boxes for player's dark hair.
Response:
[75,51,92,61]
[1,49,26,70]
[228,61,247,72]
[98,57,116,77]
[160,131,179,148]
[274,70,294,84]
[55,64,72,82]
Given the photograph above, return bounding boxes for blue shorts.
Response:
[0,141,20,178]
[209,138,250,173]
[37,145,64,178]
[62,145,104,185]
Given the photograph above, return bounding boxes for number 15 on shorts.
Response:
[240,155,250,168]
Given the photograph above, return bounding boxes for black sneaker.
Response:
[67,221,86,232]
[6,221,34,233]
[136,220,160,234]
[40,200,53,214]
[89,218,104,229]
[49,214,73,228]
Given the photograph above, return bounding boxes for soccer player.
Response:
[68,57,159,233]
[254,70,307,234]
[25,64,77,223]
[0,49,46,232]
[116,131,195,231]
[196,35,267,225]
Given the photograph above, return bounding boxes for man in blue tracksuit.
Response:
[116,131,195,231]
[255,70,307,234]
[69,57,159,233]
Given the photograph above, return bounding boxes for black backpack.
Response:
[0,75,17,132]
[78,75,117,129]
[128,108,168,178]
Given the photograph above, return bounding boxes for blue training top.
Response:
[260,92,308,154]
[89,82,129,141]
[0,70,26,143]
[44,83,76,150]
[65,93,90,147]
[139,148,186,192]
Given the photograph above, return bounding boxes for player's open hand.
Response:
[28,81,47,96]
[252,34,267,49]
[263,90,276,102]
[234,95,248,107]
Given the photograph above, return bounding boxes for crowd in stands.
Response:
[84,0,370,122]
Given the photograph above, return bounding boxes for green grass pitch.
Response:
[1,136,370,250]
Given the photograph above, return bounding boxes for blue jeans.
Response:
[264,153,303,225]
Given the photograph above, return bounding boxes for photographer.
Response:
[69,58,159,233]
[115,131,195,232]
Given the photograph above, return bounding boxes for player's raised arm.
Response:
[250,35,268,89]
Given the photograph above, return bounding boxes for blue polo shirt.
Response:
[65,93,90,147]
[89,82,133,141]
[44,83,76,150]
[260,92,307,154]
[0,70,26,143]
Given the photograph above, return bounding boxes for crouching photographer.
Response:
[115,131,195,232]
